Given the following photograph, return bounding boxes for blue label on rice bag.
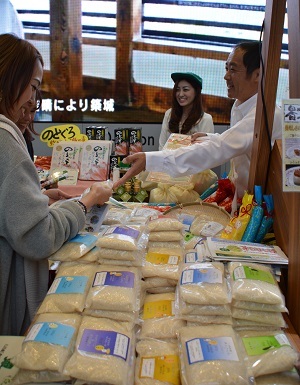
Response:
[78,329,130,360]
[186,337,239,364]
[48,276,88,294]
[107,226,140,239]
[180,266,222,284]
[69,233,97,246]
[93,271,135,288]
[25,322,75,347]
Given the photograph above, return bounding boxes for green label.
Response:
[233,266,275,284]
[242,334,290,356]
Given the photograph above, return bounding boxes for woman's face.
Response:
[17,100,37,133]
[175,80,196,109]
[10,59,43,123]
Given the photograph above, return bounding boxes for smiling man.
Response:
[113,41,282,200]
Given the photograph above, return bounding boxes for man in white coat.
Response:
[113,41,282,200]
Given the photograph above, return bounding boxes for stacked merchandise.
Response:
[50,140,113,182]
[9,203,300,385]
[228,261,288,329]
[176,261,232,326]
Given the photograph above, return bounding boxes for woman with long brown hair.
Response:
[159,72,214,150]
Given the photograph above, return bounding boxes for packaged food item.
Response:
[178,324,251,385]
[63,316,135,385]
[242,185,264,242]
[11,313,81,372]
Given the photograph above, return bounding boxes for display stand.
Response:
[248,0,300,336]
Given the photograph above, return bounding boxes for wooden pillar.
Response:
[115,0,142,105]
[49,0,82,120]
[285,0,300,333]
[248,0,286,192]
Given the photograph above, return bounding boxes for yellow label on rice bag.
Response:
[146,252,179,265]
[143,300,174,319]
[139,354,180,385]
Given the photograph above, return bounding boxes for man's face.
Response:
[224,47,259,104]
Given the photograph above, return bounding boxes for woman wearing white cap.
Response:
[158,72,214,150]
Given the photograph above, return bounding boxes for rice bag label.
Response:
[143,300,174,319]
[146,252,179,265]
[140,355,180,385]
[48,276,88,294]
[105,226,140,239]
[184,251,198,263]
[25,322,75,348]
[242,334,291,356]
[69,233,97,247]
[79,329,129,360]
[93,271,135,288]
[181,266,222,285]
[186,337,239,364]
[233,266,275,284]
[179,214,194,232]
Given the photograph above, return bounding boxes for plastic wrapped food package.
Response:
[11,313,81,372]
[181,314,233,325]
[232,300,288,313]
[135,338,180,385]
[85,265,141,313]
[147,217,184,232]
[148,241,183,249]
[228,262,285,306]
[178,262,230,305]
[139,292,186,340]
[94,244,146,263]
[102,207,132,225]
[238,329,299,377]
[142,248,183,280]
[96,225,148,251]
[49,232,99,261]
[231,308,287,328]
[63,316,135,385]
[83,308,138,324]
[148,231,183,242]
[10,369,71,385]
[37,262,95,314]
[178,324,252,385]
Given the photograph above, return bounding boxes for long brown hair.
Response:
[0,33,44,119]
[169,78,204,134]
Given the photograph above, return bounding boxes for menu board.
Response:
[282,99,300,192]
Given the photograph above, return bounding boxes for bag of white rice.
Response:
[37,262,95,314]
[147,217,184,232]
[232,299,288,313]
[135,339,180,385]
[63,316,135,385]
[11,369,70,385]
[228,262,285,306]
[85,265,141,312]
[139,293,186,340]
[179,262,230,305]
[142,248,183,280]
[49,232,99,261]
[179,324,251,385]
[96,225,148,251]
[231,308,287,328]
[11,313,81,372]
[238,329,299,377]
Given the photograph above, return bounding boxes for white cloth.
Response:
[158,109,214,150]
[0,0,24,38]
[146,94,282,199]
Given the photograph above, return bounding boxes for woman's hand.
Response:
[81,182,113,209]
[43,188,73,206]
[113,152,146,189]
